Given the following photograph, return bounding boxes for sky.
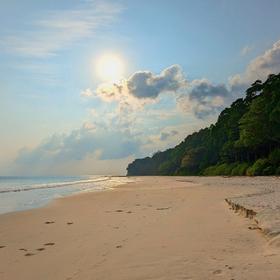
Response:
[1,0,280,176]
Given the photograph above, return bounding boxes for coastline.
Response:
[0,176,279,279]
[0,176,135,215]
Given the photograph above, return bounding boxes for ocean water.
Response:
[0,175,133,214]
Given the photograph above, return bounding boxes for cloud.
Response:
[1,1,123,57]
[189,79,229,101]
[95,64,187,102]
[241,45,254,56]
[230,40,280,90]
[127,64,187,99]
[15,122,141,173]
[177,79,231,119]
[88,40,280,121]
[89,108,99,118]
[95,82,126,102]
[178,40,280,118]
[92,65,232,119]
[160,130,178,141]
[81,88,94,98]
[85,65,188,124]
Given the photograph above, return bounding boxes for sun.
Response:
[95,53,125,82]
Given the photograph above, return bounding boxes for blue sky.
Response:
[1,0,280,175]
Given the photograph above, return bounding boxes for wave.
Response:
[0,176,111,194]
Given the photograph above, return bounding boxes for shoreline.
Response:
[0,176,135,215]
[0,176,279,279]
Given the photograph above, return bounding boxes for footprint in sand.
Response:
[225,264,232,269]
[36,248,45,251]
[45,221,55,224]
[0,245,6,249]
[127,211,132,214]
[115,210,123,213]
[44,242,55,246]
[25,253,35,257]
[19,248,27,251]
[67,222,74,225]
[156,207,171,211]
[116,245,122,249]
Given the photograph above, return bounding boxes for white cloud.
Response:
[230,40,280,90]
[82,122,96,131]
[95,64,187,101]
[1,1,123,57]
[14,121,142,175]
[81,88,94,98]
[84,65,188,123]
[84,39,280,122]
[177,39,280,118]
[89,108,99,118]
[88,66,231,119]
[241,45,254,56]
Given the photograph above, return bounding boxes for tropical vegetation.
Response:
[127,74,280,176]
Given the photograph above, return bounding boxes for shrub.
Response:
[231,162,250,176]
[203,163,237,176]
[203,166,218,176]
[246,158,270,176]
[262,166,275,175]
[268,148,280,166]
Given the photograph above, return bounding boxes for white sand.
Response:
[222,176,280,239]
[0,176,279,280]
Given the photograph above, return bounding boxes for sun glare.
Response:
[95,53,125,82]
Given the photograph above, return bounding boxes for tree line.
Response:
[127,73,280,176]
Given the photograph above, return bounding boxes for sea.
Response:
[0,175,134,214]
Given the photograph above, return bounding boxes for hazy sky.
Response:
[1,0,280,175]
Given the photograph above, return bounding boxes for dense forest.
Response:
[127,74,280,176]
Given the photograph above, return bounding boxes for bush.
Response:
[262,166,275,175]
[268,148,280,165]
[203,163,237,176]
[203,166,217,176]
[246,158,270,176]
[231,162,250,176]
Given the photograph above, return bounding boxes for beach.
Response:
[0,176,280,280]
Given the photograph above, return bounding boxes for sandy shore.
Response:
[0,176,279,280]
